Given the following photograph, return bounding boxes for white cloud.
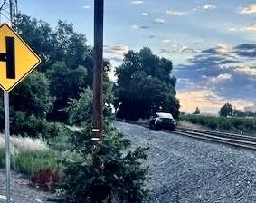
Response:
[203,4,216,10]
[208,73,232,83]
[103,45,129,82]
[162,39,171,43]
[180,45,188,52]
[240,4,256,14]
[131,24,149,29]
[154,18,165,24]
[244,23,256,31]
[141,13,148,16]
[166,9,186,16]
[130,1,143,5]
[233,65,256,76]
[192,5,216,11]
[215,44,231,54]
[229,27,237,32]
[131,24,139,29]
[104,44,129,55]
[82,5,91,9]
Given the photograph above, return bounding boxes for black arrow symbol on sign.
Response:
[0,37,15,79]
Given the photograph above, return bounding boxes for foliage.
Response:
[219,102,233,117]
[0,149,4,168]
[30,168,63,191]
[46,62,88,122]
[13,14,54,63]
[66,87,93,127]
[0,71,55,137]
[58,87,149,202]
[180,114,256,133]
[0,148,60,176]
[58,127,149,203]
[115,47,179,121]
[13,14,95,123]
[10,71,54,118]
[66,87,113,127]
[9,111,63,139]
[193,107,200,114]
[11,150,60,176]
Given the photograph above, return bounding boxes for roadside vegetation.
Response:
[0,13,171,202]
[180,113,256,135]
[1,11,254,203]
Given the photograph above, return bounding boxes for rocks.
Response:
[0,169,55,203]
[115,121,256,203]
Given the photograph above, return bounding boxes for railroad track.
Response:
[174,127,256,150]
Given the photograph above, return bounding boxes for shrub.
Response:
[57,126,149,203]
[30,168,63,191]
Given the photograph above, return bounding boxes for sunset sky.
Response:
[2,0,256,114]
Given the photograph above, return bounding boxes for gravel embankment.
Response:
[114,121,256,203]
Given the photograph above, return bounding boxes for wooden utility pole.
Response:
[92,0,104,140]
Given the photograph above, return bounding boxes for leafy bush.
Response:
[9,111,67,140]
[58,87,149,202]
[58,126,149,203]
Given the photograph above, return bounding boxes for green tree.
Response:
[10,71,54,118]
[45,62,88,122]
[233,109,246,117]
[219,102,233,117]
[13,14,96,122]
[115,47,179,120]
[193,107,200,114]
[13,14,54,64]
[58,86,149,203]
[0,71,55,137]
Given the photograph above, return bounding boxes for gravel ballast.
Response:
[114,121,256,203]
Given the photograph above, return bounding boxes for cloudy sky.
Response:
[3,0,256,114]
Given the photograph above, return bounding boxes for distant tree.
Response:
[219,103,233,117]
[193,107,200,114]
[233,109,246,117]
[115,47,179,120]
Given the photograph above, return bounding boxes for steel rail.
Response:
[174,128,256,150]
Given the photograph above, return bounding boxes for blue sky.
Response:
[2,0,256,113]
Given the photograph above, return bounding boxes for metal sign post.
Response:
[0,18,41,203]
[4,92,10,203]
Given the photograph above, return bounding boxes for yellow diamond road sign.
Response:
[0,23,41,92]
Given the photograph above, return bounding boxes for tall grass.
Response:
[0,133,48,150]
[0,133,61,175]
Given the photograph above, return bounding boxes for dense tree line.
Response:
[114,47,180,121]
[0,14,112,136]
[0,14,180,135]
